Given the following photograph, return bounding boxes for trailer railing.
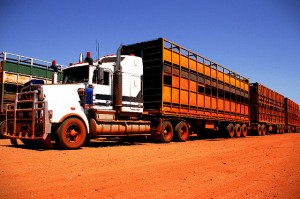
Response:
[0,52,64,73]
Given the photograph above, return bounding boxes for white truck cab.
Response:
[4,49,150,149]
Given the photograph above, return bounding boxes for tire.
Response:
[289,126,292,133]
[56,117,87,149]
[261,124,266,136]
[287,126,291,133]
[174,121,189,142]
[160,121,173,143]
[241,124,248,137]
[257,124,262,136]
[276,125,280,134]
[0,121,6,139]
[234,124,241,138]
[281,125,285,134]
[226,123,234,138]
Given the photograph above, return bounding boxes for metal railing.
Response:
[1,51,64,72]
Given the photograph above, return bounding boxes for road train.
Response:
[1,38,299,149]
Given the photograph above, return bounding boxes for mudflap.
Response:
[10,138,18,145]
[42,136,53,149]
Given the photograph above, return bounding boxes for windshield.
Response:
[63,65,89,84]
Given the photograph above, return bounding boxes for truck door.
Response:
[93,69,113,110]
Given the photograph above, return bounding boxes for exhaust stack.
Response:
[113,45,123,114]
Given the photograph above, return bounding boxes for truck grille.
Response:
[5,90,50,139]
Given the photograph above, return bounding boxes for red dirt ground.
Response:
[0,133,300,199]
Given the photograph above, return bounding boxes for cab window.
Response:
[93,70,110,85]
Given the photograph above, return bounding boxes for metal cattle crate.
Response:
[123,38,250,124]
[249,82,285,134]
[285,98,300,133]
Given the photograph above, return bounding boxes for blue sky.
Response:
[1,0,299,104]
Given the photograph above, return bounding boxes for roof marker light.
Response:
[51,60,56,67]
[51,60,58,72]
[86,51,91,58]
[85,51,93,65]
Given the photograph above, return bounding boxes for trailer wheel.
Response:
[268,125,273,134]
[160,121,173,143]
[0,121,6,139]
[276,125,280,134]
[56,117,87,149]
[281,125,285,134]
[287,126,291,133]
[226,123,234,138]
[261,124,266,136]
[234,124,241,138]
[257,124,262,136]
[174,121,189,142]
[241,124,248,137]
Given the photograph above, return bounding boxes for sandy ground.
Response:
[0,133,299,199]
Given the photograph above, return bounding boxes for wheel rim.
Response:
[180,127,187,137]
[163,126,172,140]
[66,124,81,143]
[180,124,188,140]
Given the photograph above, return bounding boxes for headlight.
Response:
[48,110,53,119]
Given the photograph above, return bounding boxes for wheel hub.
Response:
[69,129,78,137]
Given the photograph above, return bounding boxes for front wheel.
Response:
[56,117,87,149]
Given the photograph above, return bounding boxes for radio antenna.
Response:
[96,40,100,60]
